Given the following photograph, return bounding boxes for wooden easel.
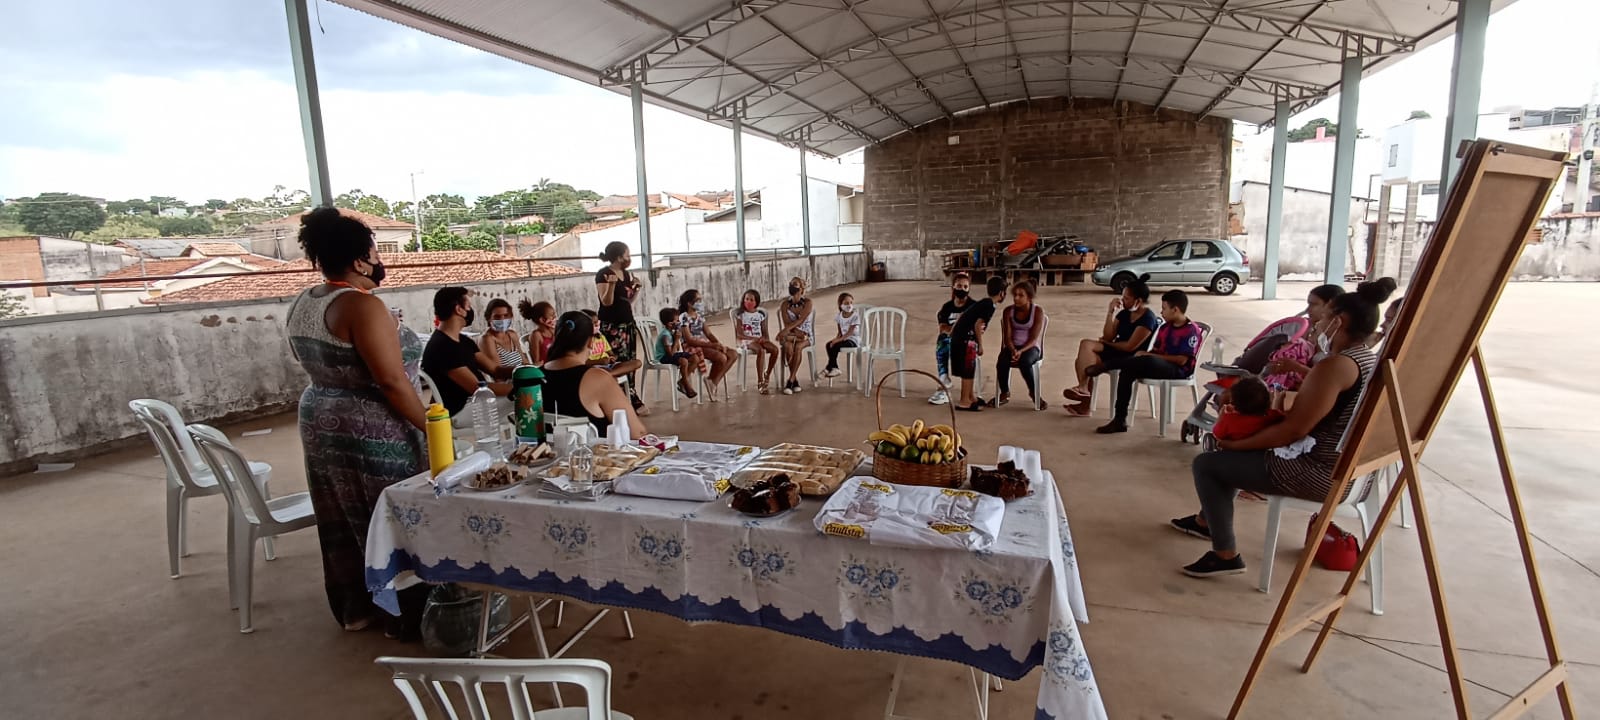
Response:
[1228,140,1578,720]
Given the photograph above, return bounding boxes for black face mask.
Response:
[953,289,969,300]
[463,307,476,326]
[788,285,802,296]
[366,261,386,287]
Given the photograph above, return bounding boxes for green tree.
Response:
[107,198,154,216]
[203,199,230,211]
[505,221,546,235]
[16,193,107,238]
[391,200,415,223]
[153,215,216,237]
[419,223,496,251]
[475,190,537,220]
[335,188,395,219]
[86,215,161,243]
[1287,118,1338,142]
[1407,110,1432,120]
[550,202,590,232]
[0,201,24,235]
[421,193,471,227]
[0,292,29,320]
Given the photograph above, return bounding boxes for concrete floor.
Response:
[3,280,1598,719]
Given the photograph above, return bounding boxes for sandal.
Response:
[956,402,985,412]
[1062,403,1091,417]
[1063,386,1091,401]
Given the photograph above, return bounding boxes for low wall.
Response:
[0,252,867,475]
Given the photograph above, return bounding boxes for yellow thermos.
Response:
[425,403,454,477]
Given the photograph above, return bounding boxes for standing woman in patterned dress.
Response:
[595,241,647,415]
[285,208,430,638]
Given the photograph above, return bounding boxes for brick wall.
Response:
[0,237,47,297]
[863,98,1231,259]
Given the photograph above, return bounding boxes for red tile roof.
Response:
[257,207,416,230]
[85,259,209,290]
[150,250,576,304]
[184,241,249,256]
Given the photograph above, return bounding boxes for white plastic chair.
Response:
[1088,320,1161,418]
[1259,472,1385,615]
[632,317,682,413]
[725,308,759,392]
[129,399,274,579]
[416,370,443,408]
[861,307,908,398]
[821,305,870,390]
[376,656,632,720]
[1025,315,1050,411]
[188,424,317,633]
[1136,320,1214,437]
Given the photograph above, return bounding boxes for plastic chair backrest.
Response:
[634,317,668,368]
[862,307,907,353]
[188,424,275,527]
[415,370,443,408]
[129,399,204,473]
[377,656,615,720]
[129,401,205,493]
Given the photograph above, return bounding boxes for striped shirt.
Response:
[1266,345,1377,501]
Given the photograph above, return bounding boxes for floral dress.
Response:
[287,286,427,627]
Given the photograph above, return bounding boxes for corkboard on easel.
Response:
[1229,139,1575,720]
[1336,141,1567,480]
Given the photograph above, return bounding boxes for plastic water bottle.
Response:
[470,382,504,461]
[1211,335,1226,365]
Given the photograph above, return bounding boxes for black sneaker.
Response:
[1095,419,1128,434]
[1181,551,1246,578]
[1169,515,1211,540]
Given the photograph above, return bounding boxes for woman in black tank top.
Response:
[540,310,648,439]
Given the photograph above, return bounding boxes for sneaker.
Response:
[823,367,842,378]
[1094,419,1128,434]
[1169,515,1211,540]
[792,381,804,393]
[782,382,794,395]
[928,391,950,405]
[1181,551,1247,578]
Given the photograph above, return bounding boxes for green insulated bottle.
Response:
[511,366,546,444]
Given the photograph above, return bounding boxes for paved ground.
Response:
[3,280,1597,719]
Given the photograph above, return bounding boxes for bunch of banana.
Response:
[867,420,963,464]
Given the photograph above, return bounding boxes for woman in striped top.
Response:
[479,298,528,378]
[1170,278,1396,578]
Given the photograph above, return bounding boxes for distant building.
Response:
[240,208,416,259]
[151,249,573,304]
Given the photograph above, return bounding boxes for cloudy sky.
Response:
[0,0,1594,206]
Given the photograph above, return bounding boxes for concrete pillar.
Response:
[1398,182,1421,284]
[630,75,653,270]
[284,0,332,207]
[799,145,812,256]
[733,117,747,262]
[1325,53,1363,284]
[1438,0,1490,217]
[1262,99,1290,300]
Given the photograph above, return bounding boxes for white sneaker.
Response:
[822,368,842,378]
[928,390,949,405]
[782,385,794,396]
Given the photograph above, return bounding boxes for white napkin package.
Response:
[813,476,1005,552]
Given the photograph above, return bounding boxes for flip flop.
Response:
[1062,403,1091,417]
[1063,387,1091,401]
[956,402,985,412]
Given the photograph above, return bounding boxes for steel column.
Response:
[631,75,653,270]
[1325,52,1362,284]
[1262,98,1290,300]
[799,144,812,256]
[284,0,332,208]
[1437,0,1489,216]
[733,117,747,262]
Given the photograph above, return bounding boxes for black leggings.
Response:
[1192,450,1285,553]
[995,347,1042,397]
[825,339,857,370]
[1113,355,1186,419]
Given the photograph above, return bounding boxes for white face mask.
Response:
[841,304,854,313]
[693,301,705,314]
[491,319,513,332]
[1316,318,1341,354]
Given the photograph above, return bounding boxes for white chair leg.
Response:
[226,511,239,608]
[257,476,276,561]
[1156,386,1171,437]
[235,524,255,633]
[807,349,817,387]
[622,610,636,639]
[864,356,875,397]
[1359,496,1384,615]
[1146,385,1158,418]
[166,486,183,578]
[1259,500,1283,593]
[896,358,905,398]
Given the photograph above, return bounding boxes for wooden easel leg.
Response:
[1471,348,1577,719]
[1300,464,1412,671]
[1228,459,1363,718]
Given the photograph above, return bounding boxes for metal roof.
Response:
[334,0,1513,157]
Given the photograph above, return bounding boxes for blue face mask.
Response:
[491,319,512,332]
[693,301,705,314]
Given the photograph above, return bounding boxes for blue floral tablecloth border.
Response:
[367,548,1048,682]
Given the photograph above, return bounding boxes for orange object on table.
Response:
[1005,230,1039,255]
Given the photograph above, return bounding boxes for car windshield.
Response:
[1114,241,1164,262]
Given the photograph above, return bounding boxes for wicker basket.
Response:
[871,369,967,488]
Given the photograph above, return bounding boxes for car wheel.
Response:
[1209,273,1238,296]
[1110,273,1135,293]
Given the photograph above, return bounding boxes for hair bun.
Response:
[1357,277,1398,304]
[1137,273,1151,282]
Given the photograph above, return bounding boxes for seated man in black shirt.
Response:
[950,276,1008,412]
[422,287,510,416]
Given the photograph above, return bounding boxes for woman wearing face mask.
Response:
[595,241,647,415]
[1168,278,1396,578]
[518,300,557,365]
[776,277,815,395]
[478,298,527,378]
[284,208,429,638]
[677,289,732,398]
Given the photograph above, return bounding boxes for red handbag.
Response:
[1306,514,1360,572]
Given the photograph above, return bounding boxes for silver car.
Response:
[1091,239,1250,295]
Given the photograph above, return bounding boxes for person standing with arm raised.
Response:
[594,241,647,416]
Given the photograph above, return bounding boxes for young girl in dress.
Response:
[734,289,781,394]
[822,292,860,379]
[677,289,732,399]
[518,300,557,366]
[776,277,815,395]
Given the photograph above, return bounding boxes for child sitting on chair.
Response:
[735,289,781,394]
[655,307,699,399]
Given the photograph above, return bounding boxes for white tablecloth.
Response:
[366,456,1104,720]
